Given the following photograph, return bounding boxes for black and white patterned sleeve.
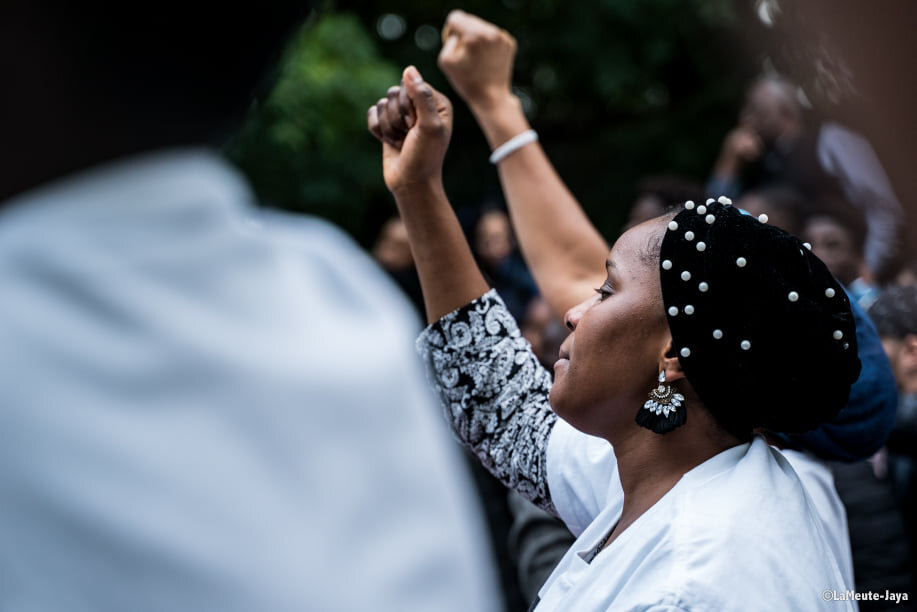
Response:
[416,289,558,514]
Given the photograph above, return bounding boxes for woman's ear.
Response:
[660,338,686,383]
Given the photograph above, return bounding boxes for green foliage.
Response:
[228,1,757,245]
[225,13,401,245]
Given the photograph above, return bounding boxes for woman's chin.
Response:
[548,382,570,419]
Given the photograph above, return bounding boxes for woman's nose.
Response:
[563,298,591,331]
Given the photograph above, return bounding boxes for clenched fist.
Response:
[368,66,453,195]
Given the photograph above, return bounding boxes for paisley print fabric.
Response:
[417,290,558,514]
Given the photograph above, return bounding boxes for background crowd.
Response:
[3,1,915,611]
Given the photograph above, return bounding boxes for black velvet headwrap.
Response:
[659,198,861,438]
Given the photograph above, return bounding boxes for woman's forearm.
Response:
[392,180,490,324]
[470,94,609,318]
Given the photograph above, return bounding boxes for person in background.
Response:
[894,257,917,288]
[735,184,806,236]
[709,74,906,284]
[520,297,567,371]
[803,196,878,309]
[473,207,538,322]
[828,457,914,610]
[620,175,704,234]
[868,286,917,585]
[0,3,499,611]
[372,214,425,318]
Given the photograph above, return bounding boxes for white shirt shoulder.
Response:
[0,149,499,612]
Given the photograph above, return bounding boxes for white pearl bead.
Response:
[706,198,715,205]
[758,214,769,223]
[833,330,843,340]
[681,271,691,281]
[685,231,695,241]
[717,195,732,205]
[713,329,723,339]
[740,340,751,350]
[736,257,747,268]
[825,288,836,298]
[668,220,679,231]
[803,242,812,250]
[696,242,706,252]
[685,200,695,210]
[680,347,691,357]
[662,260,673,270]
[788,291,799,302]
[697,205,707,215]
[698,282,709,292]
[668,306,678,316]
[684,304,695,315]
[705,214,715,224]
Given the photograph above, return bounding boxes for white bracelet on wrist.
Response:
[489,129,538,164]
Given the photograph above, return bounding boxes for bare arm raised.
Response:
[438,10,609,318]
[368,66,489,324]
[369,68,560,513]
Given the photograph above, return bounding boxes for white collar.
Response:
[677,437,755,487]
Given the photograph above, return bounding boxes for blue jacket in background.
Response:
[789,292,898,461]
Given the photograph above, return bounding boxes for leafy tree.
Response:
[228,2,758,245]
[226,12,401,245]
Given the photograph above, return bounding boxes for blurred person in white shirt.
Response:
[0,3,498,611]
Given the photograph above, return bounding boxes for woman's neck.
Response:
[606,418,742,543]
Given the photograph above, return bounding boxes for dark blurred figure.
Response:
[520,297,567,371]
[709,74,905,284]
[802,197,878,309]
[869,286,917,586]
[372,215,425,318]
[896,258,917,288]
[473,207,538,322]
[829,456,914,610]
[744,0,917,287]
[736,185,806,236]
[621,175,704,234]
[0,3,499,611]
[505,488,575,606]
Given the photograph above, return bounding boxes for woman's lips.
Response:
[555,343,571,371]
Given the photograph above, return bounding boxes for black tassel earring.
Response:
[636,371,687,434]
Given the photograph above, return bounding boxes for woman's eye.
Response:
[594,285,614,302]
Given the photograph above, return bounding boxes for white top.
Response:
[0,150,499,612]
[544,419,855,611]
